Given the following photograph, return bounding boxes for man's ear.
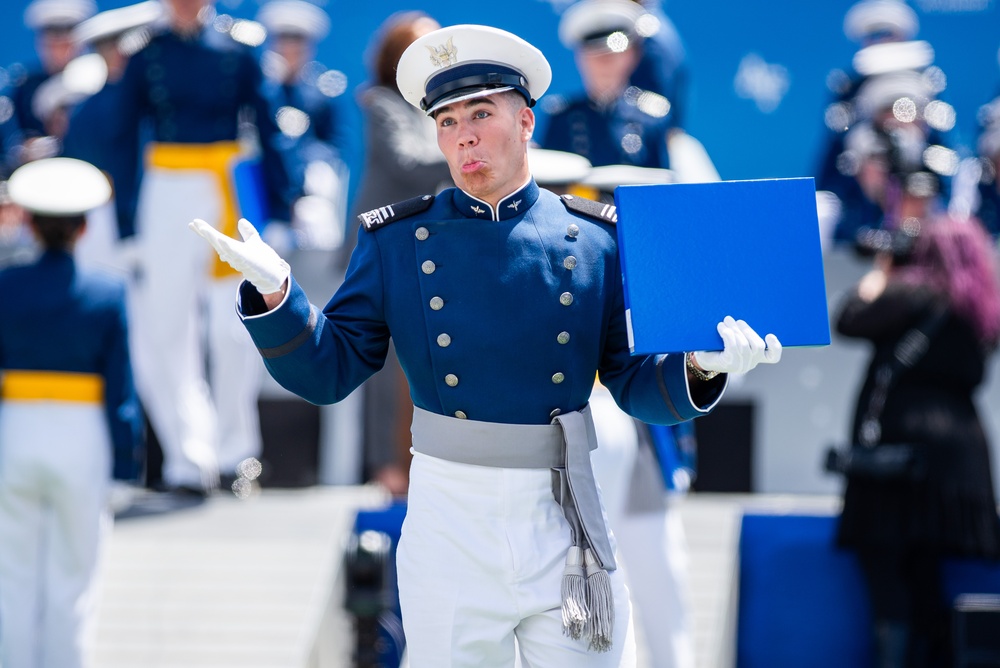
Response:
[520,106,535,143]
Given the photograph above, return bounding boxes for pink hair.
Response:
[896,216,1000,347]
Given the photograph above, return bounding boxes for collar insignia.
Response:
[427,37,458,69]
[470,204,485,214]
[507,199,522,211]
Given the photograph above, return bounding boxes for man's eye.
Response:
[474,110,490,119]
[440,118,454,127]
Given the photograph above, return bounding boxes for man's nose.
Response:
[457,126,478,147]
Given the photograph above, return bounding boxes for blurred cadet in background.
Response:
[580,161,698,668]
[62,0,164,273]
[624,0,689,130]
[543,0,718,183]
[111,0,293,496]
[963,93,1000,237]
[0,0,95,171]
[814,0,957,246]
[348,11,452,496]
[827,69,957,247]
[256,0,356,253]
[833,214,1000,667]
[0,157,143,668]
[545,0,674,170]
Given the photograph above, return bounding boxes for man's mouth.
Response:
[461,159,485,173]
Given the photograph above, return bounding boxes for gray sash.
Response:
[410,405,616,571]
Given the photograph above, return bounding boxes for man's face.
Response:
[37,28,77,74]
[577,44,640,105]
[434,94,534,205]
[274,34,313,79]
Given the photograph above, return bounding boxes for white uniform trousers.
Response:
[589,387,695,668]
[0,403,111,668]
[131,164,263,487]
[397,450,637,668]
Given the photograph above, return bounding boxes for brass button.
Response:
[415,227,429,241]
[549,408,562,418]
[437,333,451,347]
[563,256,577,270]
[454,410,467,419]
[552,372,565,384]
[559,292,574,306]
[445,374,459,387]
[429,296,444,310]
[421,260,436,275]
[557,331,570,344]
[567,224,579,238]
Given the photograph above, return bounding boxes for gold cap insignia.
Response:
[426,37,458,68]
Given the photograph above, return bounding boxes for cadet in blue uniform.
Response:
[256,0,356,251]
[973,95,1000,237]
[63,0,164,272]
[191,24,781,666]
[4,0,95,153]
[0,158,143,668]
[544,0,719,184]
[624,0,689,130]
[113,0,293,493]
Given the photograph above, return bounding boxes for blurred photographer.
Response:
[833,212,1000,667]
[830,69,957,245]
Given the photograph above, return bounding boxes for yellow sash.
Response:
[1,370,104,404]
[147,141,245,279]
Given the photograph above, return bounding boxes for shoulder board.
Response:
[358,194,435,232]
[559,194,617,224]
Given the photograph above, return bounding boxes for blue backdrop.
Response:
[2,0,998,186]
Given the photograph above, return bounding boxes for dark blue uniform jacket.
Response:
[237,180,724,426]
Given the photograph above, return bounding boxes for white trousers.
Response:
[397,451,637,668]
[0,403,111,668]
[589,387,695,668]
[131,167,263,486]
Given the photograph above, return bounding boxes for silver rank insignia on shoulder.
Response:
[426,37,458,68]
[559,194,617,224]
[360,204,395,230]
[358,194,436,232]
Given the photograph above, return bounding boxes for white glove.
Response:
[692,316,782,375]
[189,218,290,294]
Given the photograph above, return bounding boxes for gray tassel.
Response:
[561,545,589,639]
[584,548,614,653]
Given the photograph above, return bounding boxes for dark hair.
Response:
[31,213,85,251]
[370,11,438,91]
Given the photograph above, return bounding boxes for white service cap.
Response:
[852,39,933,78]
[528,148,593,186]
[31,53,108,122]
[24,0,96,31]
[854,69,934,120]
[256,0,330,42]
[71,0,164,47]
[581,164,675,193]
[844,0,918,43]
[396,24,551,115]
[558,0,645,52]
[8,157,112,216]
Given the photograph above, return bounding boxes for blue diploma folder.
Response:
[613,177,830,354]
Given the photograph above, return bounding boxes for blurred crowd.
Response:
[1,0,1000,666]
